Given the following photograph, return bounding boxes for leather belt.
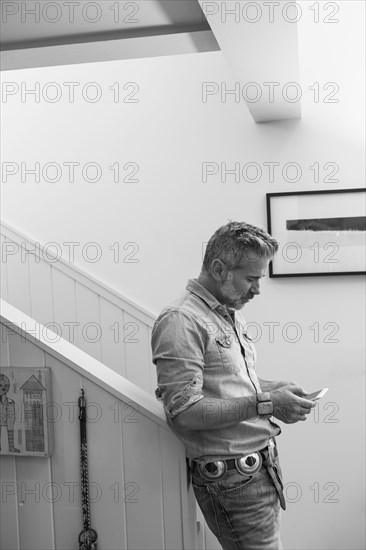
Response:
[191,450,263,479]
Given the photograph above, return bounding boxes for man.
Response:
[151,221,315,550]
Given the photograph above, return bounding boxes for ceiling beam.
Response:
[198,0,302,122]
[1,28,219,71]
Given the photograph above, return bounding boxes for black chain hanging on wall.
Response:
[78,389,98,550]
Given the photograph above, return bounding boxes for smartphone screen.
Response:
[307,388,328,401]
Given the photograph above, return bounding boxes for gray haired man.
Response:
[152,221,315,549]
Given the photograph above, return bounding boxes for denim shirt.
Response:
[151,279,280,463]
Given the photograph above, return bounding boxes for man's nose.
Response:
[251,281,260,295]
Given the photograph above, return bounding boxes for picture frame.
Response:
[266,188,366,277]
[0,367,54,457]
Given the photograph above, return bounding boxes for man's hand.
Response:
[258,378,300,392]
[270,384,316,424]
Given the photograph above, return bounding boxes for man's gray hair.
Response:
[203,221,279,270]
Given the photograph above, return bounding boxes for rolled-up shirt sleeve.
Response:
[151,309,205,421]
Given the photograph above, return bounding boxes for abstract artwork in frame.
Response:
[266,188,366,277]
[0,367,53,457]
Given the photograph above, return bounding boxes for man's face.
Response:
[219,255,270,310]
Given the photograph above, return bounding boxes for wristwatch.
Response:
[257,392,274,418]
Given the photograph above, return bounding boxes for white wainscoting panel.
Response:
[0,304,198,550]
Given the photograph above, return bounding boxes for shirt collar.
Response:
[186,278,234,319]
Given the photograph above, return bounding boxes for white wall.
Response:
[1,2,365,548]
[1,4,364,315]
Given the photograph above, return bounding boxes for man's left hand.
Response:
[259,379,300,392]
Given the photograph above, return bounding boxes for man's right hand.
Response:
[270,384,316,424]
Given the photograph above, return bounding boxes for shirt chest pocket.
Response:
[214,334,242,374]
[241,332,257,368]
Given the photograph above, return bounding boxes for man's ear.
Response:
[210,259,227,282]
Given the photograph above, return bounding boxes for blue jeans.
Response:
[191,462,283,550]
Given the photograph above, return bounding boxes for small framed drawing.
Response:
[266,188,366,277]
[0,367,54,457]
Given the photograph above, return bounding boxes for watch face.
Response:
[258,401,273,416]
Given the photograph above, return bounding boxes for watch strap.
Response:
[257,392,271,402]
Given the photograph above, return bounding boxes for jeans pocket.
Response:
[192,483,221,538]
[191,472,218,489]
[215,469,254,494]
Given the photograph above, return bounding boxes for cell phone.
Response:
[307,388,328,401]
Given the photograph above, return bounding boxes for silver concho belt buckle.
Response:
[236,452,262,475]
[198,460,227,480]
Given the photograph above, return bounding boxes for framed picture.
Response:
[0,367,54,457]
[266,188,366,277]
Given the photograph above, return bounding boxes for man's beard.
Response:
[221,273,248,310]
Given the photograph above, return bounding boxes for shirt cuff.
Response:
[155,372,204,420]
